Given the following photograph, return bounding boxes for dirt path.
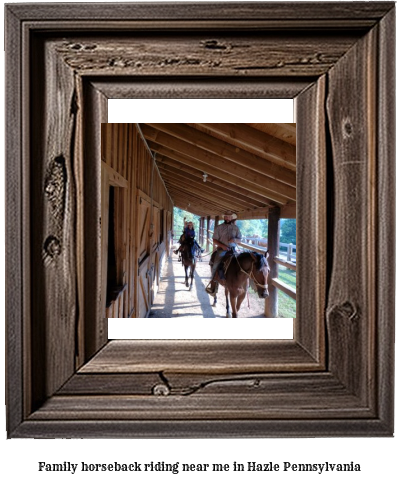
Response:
[149,249,266,319]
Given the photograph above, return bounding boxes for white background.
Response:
[1,1,398,486]
[109,98,295,339]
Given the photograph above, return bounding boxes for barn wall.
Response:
[101,123,173,318]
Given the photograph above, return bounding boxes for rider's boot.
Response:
[206,280,217,296]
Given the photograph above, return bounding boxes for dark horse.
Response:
[211,251,269,318]
[180,237,196,290]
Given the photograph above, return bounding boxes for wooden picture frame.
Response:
[5,2,395,438]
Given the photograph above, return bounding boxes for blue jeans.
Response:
[211,249,227,279]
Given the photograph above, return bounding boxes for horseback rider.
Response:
[206,211,242,296]
[174,220,204,258]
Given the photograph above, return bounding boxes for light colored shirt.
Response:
[213,223,242,247]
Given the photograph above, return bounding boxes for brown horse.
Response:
[211,251,269,318]
[181,237,196,290]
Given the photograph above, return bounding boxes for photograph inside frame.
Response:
[101,123,296,332]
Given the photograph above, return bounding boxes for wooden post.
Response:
[198,217,202,245]
[287,243,293,262]
[200,217,205,246]
[214,215,219,228]
[206,216,210,252]
[265,206,280,318]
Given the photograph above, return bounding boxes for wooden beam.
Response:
[246,123,297,147]
[274,257,296,272]
[142,126,296,202]
[169,188,226,215]
[236,208,269,220]
[265,206,280,318]
[159,167,257,210]
[272,277,296,301]
[145,123,296,187]
[163,176,248,213]
[172,201,211,218]
[190,123,296,171]
[148,142,291,205]
[280,203,296,219]
[170,189,223,213]
[206,216,210,252]
[157,156,274,207]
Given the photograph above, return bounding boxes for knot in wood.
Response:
[343,119,353,137]
[152,383,170,396]
[202,40,227,50]
[43,235,61,264]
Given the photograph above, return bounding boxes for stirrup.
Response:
[206,282,216,296]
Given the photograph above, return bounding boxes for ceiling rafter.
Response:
[146,139,294,205]
[144,123,296,187]
[139,123,297,217]
[161,173,251,212]
[159,166,262,209]
[246,123,297,146]
[156,155,274,207]
[187,123,296,171]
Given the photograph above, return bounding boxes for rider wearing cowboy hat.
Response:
[206,210,242,296]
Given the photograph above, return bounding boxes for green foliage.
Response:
[280,219,296,245]
[235,219,268,238]
[277,291,296,318]
[173,207,201,236]
[277,265,296,318]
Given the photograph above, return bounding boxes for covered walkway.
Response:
[149,250,266,319]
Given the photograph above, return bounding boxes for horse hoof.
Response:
[226,313,232,318]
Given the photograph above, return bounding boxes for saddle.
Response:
[209,249,236,285]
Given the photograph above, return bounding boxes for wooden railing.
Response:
[210,229,296,303]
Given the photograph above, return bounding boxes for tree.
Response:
[173,207,201,236]
[280,219,296,245]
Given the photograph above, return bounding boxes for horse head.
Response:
[250,251,270,298]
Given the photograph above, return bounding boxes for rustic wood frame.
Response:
[5,2,395,438]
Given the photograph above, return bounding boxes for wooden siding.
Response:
[101,124,173,318]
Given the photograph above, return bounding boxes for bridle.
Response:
[235,254,269,290]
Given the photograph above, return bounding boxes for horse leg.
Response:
[230,294,238,318]
[225,288,232,318]
[189,265,194,290]
[237,291,246,312]
[184,265,189,287]
[212,282,218,307]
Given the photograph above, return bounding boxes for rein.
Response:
[235,254,268,290]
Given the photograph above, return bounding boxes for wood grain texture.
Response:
[5,5,24,436]
[30,36,78,407]
[91,79,311,99]
[79,340,321,374]
[326,26,376,403]
[6,2,394,23]
[54,34,362,78]
[295,75,326,364]
[82,82,108,361]
[5,2,395,438]
[375,5,395,432]
[13,417,390,439]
